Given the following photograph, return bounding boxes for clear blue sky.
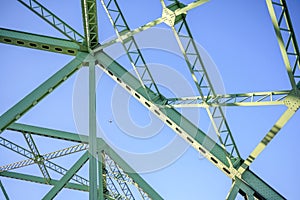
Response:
[0,0,299,199]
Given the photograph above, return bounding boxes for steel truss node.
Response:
[0,0,299,199]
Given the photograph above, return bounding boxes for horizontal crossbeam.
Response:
[166,90,289,108]
[0,136,89,186]
[0,171,88,192]
[0,143,89,172]
[8,123,88,143]
[0,28,87,55]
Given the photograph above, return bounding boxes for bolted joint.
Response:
[34,155,45,164]
[162,7,186,26]
[284,89,300,112]
[162,8,176,26]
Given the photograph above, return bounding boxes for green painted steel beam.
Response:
[266,0,300,89]
[88,59,98,199]
[100,0,161,101]
[8,123,88,143]
[95,51,232,169]
[0,136,89,186]
[166,90,289,108]
[0,179,9,200]
[98,139,163,200]
[102,153,135,199]
[81,0,99,49]
[168,8,240,164]
[0,144,88,172]
[42,151,89,199]
[6,124,160,198]
[94,51,285,199]
[226,182,239,200]
[18,0,85,44]
[0,28,87,55]
[6,121,285,199]
[22,133,51,182]
[93,0,209,53]
[226,178,256,200]
[0,171,88,192]
[239,108,297,175]
[0,52,87,134]
[97,152,104,200]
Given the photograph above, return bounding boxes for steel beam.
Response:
[81,0,99,49]
[0,143,89,172]
[99,139,163,200]
[0,136,89,186]
[93,0,209,53]
[88,59,98,199]
[103,153,135,199]
[239,108,297,175]
[166,90,289,108]
[0,52,87,134]
[0,28,86,55]
[168,10,240,165]
[22,133,51,182]
[42,151,89,200]
[100,0,161,101]
[0,171,88,192]
[97,152,104,200]
[95,51,285,199]
[0,179,9,200]
[226,178,256,200]
[18,0,84,43]
[266,0,300,88]
[6,124,159,199]
[8,123,88,143]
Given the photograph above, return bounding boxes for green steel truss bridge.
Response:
[0,0,299,199]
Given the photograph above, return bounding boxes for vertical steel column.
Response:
[89,59,98,199]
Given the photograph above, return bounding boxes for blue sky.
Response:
[0,0,299,199]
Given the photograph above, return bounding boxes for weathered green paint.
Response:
[0,52,87,133]
[0,28,87,55]
[42,152,89,200]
